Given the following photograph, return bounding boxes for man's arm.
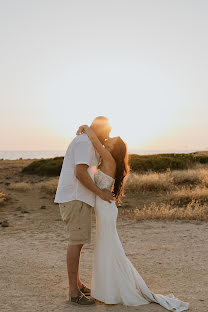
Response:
[77,125,115,165]
[76,164,113,203]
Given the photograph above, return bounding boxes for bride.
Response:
[76,125,189,311]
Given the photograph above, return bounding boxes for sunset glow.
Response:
[0,1,207,154]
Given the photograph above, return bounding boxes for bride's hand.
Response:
[76,124,89,135]
[76,125,97,141]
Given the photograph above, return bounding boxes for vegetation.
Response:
[22,156,63,176]
[11,157,208,220]
[129,153,208,173]
[122,163,208,221]
[21,153,208,176]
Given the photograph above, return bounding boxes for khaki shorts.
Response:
[59,200,92,246]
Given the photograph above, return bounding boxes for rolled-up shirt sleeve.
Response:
[74,141,93,166]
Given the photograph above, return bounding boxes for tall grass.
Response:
[36,179,58,194]
[126,165,208,194]
[125,171,173,193]
[167,186,208,205]
[7,182,31,192]
[133,199,208,221]
[124,164,208,221]
[8,162,208,221]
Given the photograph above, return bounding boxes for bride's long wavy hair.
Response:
[110,137,130,204]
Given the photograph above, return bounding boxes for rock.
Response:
[16,206,22,211]
[40,205,46,209]
[5,182,11,186]
[1,220,9,227]
[21,210,29,213]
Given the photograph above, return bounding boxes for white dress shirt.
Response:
[54,134,100,207]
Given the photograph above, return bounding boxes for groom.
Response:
[54,116,113,305]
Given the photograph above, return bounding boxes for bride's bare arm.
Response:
[77,125,115,164]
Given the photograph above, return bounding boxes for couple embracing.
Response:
[54,116,189,311]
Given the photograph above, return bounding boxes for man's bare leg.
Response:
[77,250,83,289]
[76,250,91,292]
[67,244,83,297]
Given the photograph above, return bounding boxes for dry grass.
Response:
[170,166,208,187]
[33,166,208,220]
[6,179,58,195]
[7,182,31,192]
[124,165,208,221]
[167,186,208,205]
[125,171,174,193]
[4,163,208,221]
[133,199,208,221]
[126,165,208,193]
[36,178,58,195]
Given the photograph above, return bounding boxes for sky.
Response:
[0,0,208,154]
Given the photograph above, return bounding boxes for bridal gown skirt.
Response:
[91,196,189,311]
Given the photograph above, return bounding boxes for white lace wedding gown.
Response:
[91,169,189,311]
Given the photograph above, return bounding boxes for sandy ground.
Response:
[0,160,208,312]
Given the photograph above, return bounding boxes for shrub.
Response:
[22,157,64,176]
[21,153,208,176]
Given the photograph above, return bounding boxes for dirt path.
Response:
[1,202,207,311]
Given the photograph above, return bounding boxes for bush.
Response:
[22,156,64,176]
[21,153,208,176]
[128,153,208,173]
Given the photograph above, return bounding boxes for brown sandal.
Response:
[80,283,91,296]
[69,290,95,305]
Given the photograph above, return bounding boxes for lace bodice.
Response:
[94,169,115,191]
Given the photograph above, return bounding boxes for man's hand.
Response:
[98,188,114,203]
[76,165,114,203]
[76,125,96,142]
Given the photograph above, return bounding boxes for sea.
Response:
[0,149,202,160]
[0,151,66,160]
